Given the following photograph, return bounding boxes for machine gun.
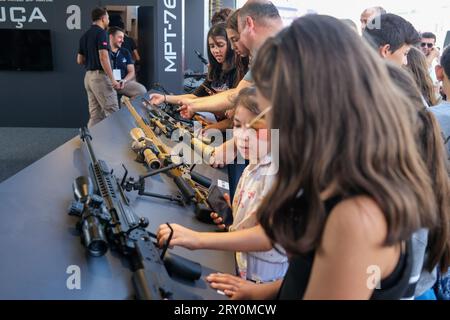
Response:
[122,97,219,223]
[68,127,203,299]
[147,108,177,138]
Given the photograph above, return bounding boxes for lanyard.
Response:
[111,49,120,69]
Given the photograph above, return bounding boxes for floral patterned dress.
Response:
[230,154,288,283]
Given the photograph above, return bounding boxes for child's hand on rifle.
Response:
[156,223,202,250]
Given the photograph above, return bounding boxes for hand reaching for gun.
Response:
[149,93,166,106]
[156,223,202,250]
[178,100,195,119]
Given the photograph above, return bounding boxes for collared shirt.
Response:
[78,25,109,71]
[110,47,133,79]
[230,154,288,283]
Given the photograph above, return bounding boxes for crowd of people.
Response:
[77,1,450,300]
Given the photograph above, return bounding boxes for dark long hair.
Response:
[226,9,250,85]
[388,64,450,272]
[253,15,437,260]
[206,22,235,84]
[406,46,438,106]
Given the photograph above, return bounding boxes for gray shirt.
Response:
[243,70,253,83]
[410,229,438,297]
[429,101,450,155]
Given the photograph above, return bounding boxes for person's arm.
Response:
[179,79,253,117]
[209,137,238,168]
[165,79,212,106]
[77,37,86,66]
[149,93,198,106]
[157,224,272,252]
[132,49,141,63]
[206,273,282,300]
[303,196,402,300]
[202,118,233,134]
[97,30,119,89]
[77,54,85,65]
[167,93,197,104]
[99,49,115,81]
[123,64,135,83]
[99,49,120,89]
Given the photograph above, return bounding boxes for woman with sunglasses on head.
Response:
[208,15,446,300]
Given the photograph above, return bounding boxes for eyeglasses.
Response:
[245,106,272,129]
[421,43,434,48]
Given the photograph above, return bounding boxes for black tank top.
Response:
[277,196,413,300]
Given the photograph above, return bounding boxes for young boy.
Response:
[363,13,420,66]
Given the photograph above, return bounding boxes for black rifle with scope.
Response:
[68,127,203,300]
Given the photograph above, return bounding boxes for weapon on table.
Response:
[130,127,162,170]
[68,127,202,299]
[194,49,208,66]
[122,97,217,223]
[146,95,211,128]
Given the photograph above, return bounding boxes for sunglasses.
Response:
[421,43,434,48]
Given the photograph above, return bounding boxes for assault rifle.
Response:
[68,127,203,299]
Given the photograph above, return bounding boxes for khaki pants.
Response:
[84,70,119,127]
[117,80,147,99]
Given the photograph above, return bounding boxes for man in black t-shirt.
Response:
[108,27,146,99]
[123,34,141,64]
[77,7,119,127]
